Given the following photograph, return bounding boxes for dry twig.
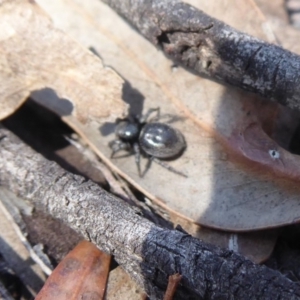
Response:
[102,0,300,111]
[164,273,182,300]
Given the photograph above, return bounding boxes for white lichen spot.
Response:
[68,215,74,223]
[171,65,178,72]
[242,76,254,85]
[63,197,70,206]
[269,149,280,160]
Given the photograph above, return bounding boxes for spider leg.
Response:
[133,142,142,177]
[158,114,185,124]
[151,157,187,178]
[141,156,153,178]
[143,108,185,124]
[140,107,160,123]
[109,140,131,158]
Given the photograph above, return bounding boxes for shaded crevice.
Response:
[206,60,212,70]
[157,29,204,48]
[179,45,191,55]
[202,23,214,31]
[157,31,171,45]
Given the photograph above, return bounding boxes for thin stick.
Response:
[163,273,182,300]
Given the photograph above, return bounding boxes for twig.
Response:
[0,125,300,299]
[101,0,300,111]
[164,273,182,300]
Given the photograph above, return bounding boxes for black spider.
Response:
[109,108,187,177]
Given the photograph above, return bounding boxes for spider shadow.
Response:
[148,112,186,125]
[89,46,145,136]
[99,79,145,136]
[88,47,146,137]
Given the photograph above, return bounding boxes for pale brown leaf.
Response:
[29,0,300,231]
[0,0,125,123]
[36,241,111,300]
[105,267,146,300]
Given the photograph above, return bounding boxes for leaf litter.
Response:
[1,0,300,265]
[31,0,300,232]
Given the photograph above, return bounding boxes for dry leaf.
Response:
[254,0,300,53]
[105,267,146,300]
[0,0,125,122]
[36,240,111,300]
[0,0,294,291]
[29,0,300,231]
[1,0,300,230]
[3,99,278,263]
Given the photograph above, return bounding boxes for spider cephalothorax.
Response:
[109,108,187,177]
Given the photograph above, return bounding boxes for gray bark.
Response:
[101,0,300,111]
[0,125,300,299]
[0,281,14,300]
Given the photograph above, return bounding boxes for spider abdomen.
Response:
[139,123,186,158]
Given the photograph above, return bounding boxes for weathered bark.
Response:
[0,125,300,299]
[0,281,14,300]
[101,0,300,111]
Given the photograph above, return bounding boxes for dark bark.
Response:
[0,125,300,299]
[0,282,14,300]
[101,0,300,111]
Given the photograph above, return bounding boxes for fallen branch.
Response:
[0,125,299,299]
[101,0,300,111]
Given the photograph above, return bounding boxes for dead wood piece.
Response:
[164,273,182,300]
[0,200,46,295]
[0,125,300,299]
[101,0,300,111]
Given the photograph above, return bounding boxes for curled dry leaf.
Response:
[0,0,125,122]
[36,240,111,300]
[1,0,299,230]
[30,0,300,231]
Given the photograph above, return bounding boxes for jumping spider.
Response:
[109,108,187,177]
